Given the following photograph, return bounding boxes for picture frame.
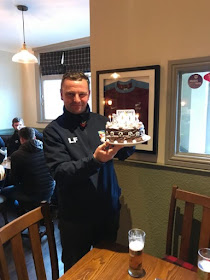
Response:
[96,65,160,153]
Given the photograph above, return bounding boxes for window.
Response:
[165,57,210,170]
[41,75,63,120]
[41,73,92,121]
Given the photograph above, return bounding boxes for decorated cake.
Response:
[105,109,146,144]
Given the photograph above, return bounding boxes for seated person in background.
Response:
[7,117,43,156]
[0,137,5,148]
[2,127,55,208]
[0,138,6,163]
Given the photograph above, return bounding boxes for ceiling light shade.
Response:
[12,5,38,64]
[12,43,38,63]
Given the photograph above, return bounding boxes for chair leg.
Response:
[0,195,8,225]
[21,220,47,239]
[1,209,8,224]
[38,220,47,239]
[17,201,47,239]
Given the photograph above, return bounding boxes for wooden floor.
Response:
[0,205,64,279]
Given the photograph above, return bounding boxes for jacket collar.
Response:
[63,105,90,127]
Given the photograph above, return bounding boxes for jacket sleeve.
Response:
[0,137,5,147]
[43,126,102,181]
[34,128,43,141]
[7,134,17,156]
[10,153,22,185]
[115,146,136,161]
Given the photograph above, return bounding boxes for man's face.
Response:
[12,121,24,131]
[61,79,90,114]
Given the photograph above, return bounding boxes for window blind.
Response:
[40,47,90,75]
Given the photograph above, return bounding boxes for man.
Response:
[43,72,135,271]
[2,127,55,206]
[7,117,43,156]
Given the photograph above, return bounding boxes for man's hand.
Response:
[93,141,124,163]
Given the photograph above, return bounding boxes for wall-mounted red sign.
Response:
[204,73,210,82]
[188,74,203,89]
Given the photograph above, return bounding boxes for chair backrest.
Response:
[166,185,210,263]
[0,202,59,280]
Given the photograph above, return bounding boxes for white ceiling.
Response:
[0,0,90,53]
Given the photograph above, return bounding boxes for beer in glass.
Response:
[128,228,146,278]
[197,248,210,280]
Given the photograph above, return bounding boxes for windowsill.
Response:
[37,120,52,124]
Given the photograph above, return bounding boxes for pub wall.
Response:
[0,50,22,130]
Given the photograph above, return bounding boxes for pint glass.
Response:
[128,228,146,278]
[197,248,210,280]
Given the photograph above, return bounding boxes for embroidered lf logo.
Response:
[68,137,78,144]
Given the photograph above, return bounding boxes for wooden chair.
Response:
[0,202,59,280]
[165,185,210,269]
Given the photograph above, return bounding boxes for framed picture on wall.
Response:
[96,65,160,154]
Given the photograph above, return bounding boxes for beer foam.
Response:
[129,240,144,251]
[198,260,210,273]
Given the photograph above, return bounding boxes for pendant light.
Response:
[12,5,38,64]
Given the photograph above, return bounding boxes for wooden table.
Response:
[58,243,198,280]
